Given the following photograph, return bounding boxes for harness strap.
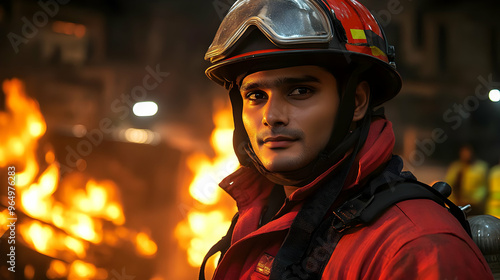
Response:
[259,185,287,228]
[198,213,239,280]
[267,168,346,280]
[332,179,471,236]
[332,180,444,231]
[292,158,407,279]
[289,215,344,279]
[304,180,471,279]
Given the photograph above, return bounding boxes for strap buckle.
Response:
[332,193,374,232]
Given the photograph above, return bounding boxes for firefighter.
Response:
[446,144,488,215]
[201,0,493,279]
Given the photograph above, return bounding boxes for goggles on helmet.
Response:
[205,0,335,63]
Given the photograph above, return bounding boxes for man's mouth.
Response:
[262,135,298,149]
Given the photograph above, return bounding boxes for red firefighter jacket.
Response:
[211,119,493,280]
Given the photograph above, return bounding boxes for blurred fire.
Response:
[0,79,45,189]
[175,104,239,270]
[52,21,87,38]
[0,79,157,279]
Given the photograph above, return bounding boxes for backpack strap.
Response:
[369,180,471,236]
[198,212,239,280]
[297,179,472,280]
[332,180,441,231]
[332,179,471,236]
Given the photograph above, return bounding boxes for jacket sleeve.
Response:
[378,233,493,280]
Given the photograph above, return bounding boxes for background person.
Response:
[487,157,500,217]
[446,144,488,215]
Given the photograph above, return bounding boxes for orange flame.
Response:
[187,109,237,205]
[175,105,239,269]
[0,79,45,187]
[47,260,69,279]
[21,221,56,255]
[67,260,108,280]
[21,163,59,220]
[0,209,12,236]
[135,231,158,257]
[0,79,157,276]
[52,21,87,38]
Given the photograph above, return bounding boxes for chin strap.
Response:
[228,82,254,167]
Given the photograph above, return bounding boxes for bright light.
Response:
[124,128,149,144]
[489,89,500,103]
[115,128,160,145]
[132,101,158,117]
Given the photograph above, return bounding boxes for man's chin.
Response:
[262,158,305,173]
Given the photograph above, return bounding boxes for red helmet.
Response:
[205,0,402,106]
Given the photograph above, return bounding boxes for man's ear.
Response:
[352,81,370,122]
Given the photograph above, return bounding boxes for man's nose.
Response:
[262,94,288,127]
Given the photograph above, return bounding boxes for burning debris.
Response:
[0,79,158,279]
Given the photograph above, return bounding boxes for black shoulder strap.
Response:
[368,180,471,236]
[199,212,239,280]
[332,179,471,236]
[296,178,472,280]
[360,181,444,222]
[294,178,462,280]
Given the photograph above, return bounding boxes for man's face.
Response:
[240,65,339,172]
[459,146,473,163]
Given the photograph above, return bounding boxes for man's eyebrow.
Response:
[240,75,321,92]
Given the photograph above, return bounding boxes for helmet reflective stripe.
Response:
[346,28,389,61]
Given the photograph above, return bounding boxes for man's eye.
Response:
[289,87,313,96]
[245,91,267,100]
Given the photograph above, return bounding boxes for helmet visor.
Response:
[205,0,333,62]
